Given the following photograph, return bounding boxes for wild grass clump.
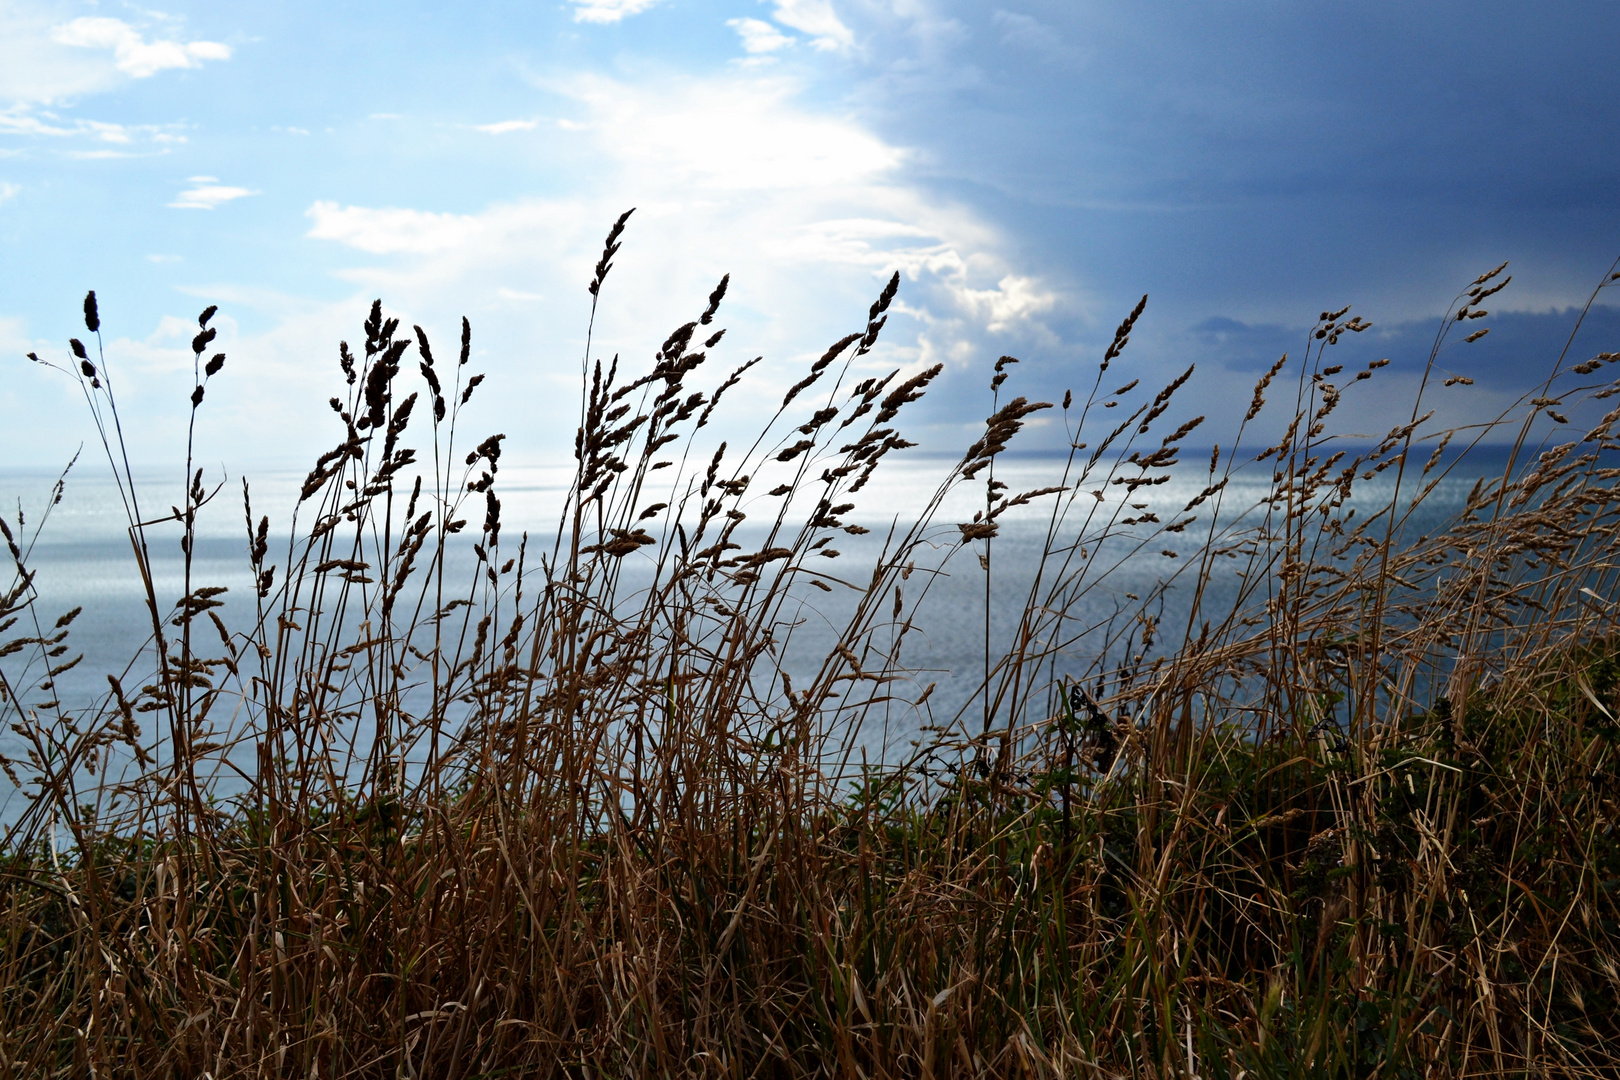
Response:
[3,218,1620,1078]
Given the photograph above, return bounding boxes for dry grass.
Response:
[3,223,1620,1078]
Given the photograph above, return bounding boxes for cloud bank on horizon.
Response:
[1,0,1618,470]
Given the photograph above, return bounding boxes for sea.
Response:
[0,444,1534,829]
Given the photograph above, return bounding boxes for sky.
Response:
[3,0,1620,474]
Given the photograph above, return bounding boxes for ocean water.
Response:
[0,446,1520,827]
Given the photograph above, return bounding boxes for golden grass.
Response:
[3,228,1620,1077]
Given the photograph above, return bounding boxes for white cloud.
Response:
[289,73,1059,425]
[769,0,854,52]
[4,110,110,139]
[0,108,71,137]
[169,182,256,209]
[565,74,901,189]
[572,0,665,24]
[728,17,794,54]
[957,274,1058,333]
[51,17,230,79]
[30,69,1064,470]
[0,105,186,153]
[0,182,18,205]
[0,8,123,104]
[475,119,539,134]
[306,201,482,253]
[0,10,220,149]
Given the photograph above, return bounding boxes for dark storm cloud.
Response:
[903,298,1620,451]
[852,0,1620,334]
[882,1,1620,209]
[1189,304,1620,388]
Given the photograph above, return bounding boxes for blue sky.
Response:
[3,0,1619,469]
